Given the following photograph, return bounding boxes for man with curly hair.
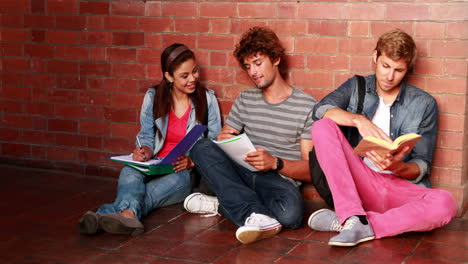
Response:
[183,26,317,244]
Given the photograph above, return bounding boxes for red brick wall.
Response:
[1,0,467,214]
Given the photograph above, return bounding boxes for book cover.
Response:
[110,125,207,175]
[353,133,421,157]
[212,133,259,171]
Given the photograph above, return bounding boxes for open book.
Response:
[212,133,258,171]
[354,133,421,157]
[110,125,207,175]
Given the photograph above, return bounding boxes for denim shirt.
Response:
[137,88,222,156]
[313,75,438,187]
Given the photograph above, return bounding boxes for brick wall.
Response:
[1,0,467,215]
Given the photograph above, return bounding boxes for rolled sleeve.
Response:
[407,158,428,184]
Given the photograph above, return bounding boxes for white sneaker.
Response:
[183,192,220,217]
[235,213,282,244]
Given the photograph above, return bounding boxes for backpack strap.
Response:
[355,75,366,114]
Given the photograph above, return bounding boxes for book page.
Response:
[110,154,162,166]
[213,134,259,171]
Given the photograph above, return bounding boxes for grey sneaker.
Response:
[328,216,375,246]
[235,213,282,244]
[308,209,343,232]
[99,213,144,237]
[183,192,220,217]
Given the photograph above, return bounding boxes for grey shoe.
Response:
[99,213,144,237]
[78,211,100,235]
[328,216,375,246]
[308,209,343,232]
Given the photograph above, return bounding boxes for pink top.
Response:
[156,105,190,158]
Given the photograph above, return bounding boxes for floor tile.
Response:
[422,228,468,246]
[338,247,407,264]
[288,241,352,262]
[164,241,231,262]
[413,240,468,263]
[239,236,301,254]
[404,256,463,264]
[116,236,183,256]
[214,248,282,264]
[192,229,240,247]
[358,236,419,254]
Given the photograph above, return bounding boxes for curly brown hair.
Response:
[233,26,287,79]
[375,29,417,72]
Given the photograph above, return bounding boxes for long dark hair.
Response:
[153,44,207,136]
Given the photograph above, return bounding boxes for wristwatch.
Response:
[275,157,284,171]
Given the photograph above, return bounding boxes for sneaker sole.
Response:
[235,225,282,244]
[99,216,144,237]
[328,235,375,247]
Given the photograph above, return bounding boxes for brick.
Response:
[199,35,235,50]
[350,56,372,73]
[340,38,377,55]
[430,41,467,58]
[31,59,48,73]
[2,28,30,42]
[25,44,54,58]
[113,32,144,47]
[162,2,197,17]
[47,0,78,14]
[103,137,133,153]
[48,60,78,75]
[432,149,463,167]
[415,22,445,39]
[1,72,24,86]
[32,30,46,43]
[80,31,112,46]
[111,0,144,16]
[89,47,106,61]
[405,75,425,91]
[297,3,342,19]
[138,79,158,93]
[307,88,333,102]
[0,99,24,113]
[104,107,138,123]
[55,133,87,148]
[1,43,23,57]
[85,77,104,91]
[371,22,413,38]
[47,147,78,161]
[414,40,429,57]
[285,55,305,70]
[431,4,467,20]
[138,17,173,32]
[145,2,161,16]
[31,0,45,13]
[24,14,55,28]
[436,131,463,150]
[2,86,30,100]
[431,167,463,186]
[290,71,334,88]
[0,128,21,142]
[307,55,348,71]
[162,34,196,49]
[107,48,137,62]
[268,20,307,35]
[48,119,78,133]
[79,150,110,165]
[200,3,236,18]
[22,130,53,145]
[219,101,234,117]
[54,104,88,119]
[146,65,162,80]
[86,16,105,30]
[33,117,48,130]
[80,90,111,106]
[86,136,102,150]
[238,3,276,18]
[210,51,228,67]
[111,123,140,139]
[47,30,80,44]
[296,37,337,54]
[103,78,139,93]
[308,20,346,36]
[111,63,146,78]
[145,33,162,48]
[2,143,31,157]
[111,93,142,108]
[437,94,466,115]
[2,14,23,27]
[387,4,429,20]
[414,58,444,75]
[175,18,209,33]
[231,19,267,34]
[104,16,138,31]
[137,48,162,64]
[57,75,85,90]
[343,3,385,20]
[349,21,369,37]
[80,62,111,76]
[445,59,467,77]
[278,3,296,19]
[80,1,109,15]
[2,114,33,129]
[447,22,468,39]
[203,67,235,84]
[25,102,54,116]
[2,58,30,72]
[79,120,111,136]
[55,46,88,60]
[0,0,30,13]
[210,19,230,34]
[426,77,466,94]
[26,73,56,88]
[46,89,79,104]
[55,16,86,30]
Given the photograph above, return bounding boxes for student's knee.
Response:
[427,189,458,224]
[311,118,338,140]
[276,205,303,229]
[119,166,145,184]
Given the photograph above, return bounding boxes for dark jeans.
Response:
[190,138,304,229]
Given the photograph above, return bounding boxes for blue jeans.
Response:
[190,139,304,229]
[97,166,191,220]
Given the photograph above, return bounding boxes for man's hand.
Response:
[244,147,276,171]
[216,126,240,141]
[132,146,153,162]
[365,146,411,172]
[353,116,392,142]
[172,155,194,172]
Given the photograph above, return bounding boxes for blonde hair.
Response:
[375,29,417,71]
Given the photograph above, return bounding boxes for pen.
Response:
[136,136,142,149]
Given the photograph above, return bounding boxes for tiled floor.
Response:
[1,164,467,264]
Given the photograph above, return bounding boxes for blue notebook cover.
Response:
[159,124,207,165]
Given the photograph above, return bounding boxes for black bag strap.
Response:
[355,75,366,114]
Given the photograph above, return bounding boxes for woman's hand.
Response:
[132,146,153,162]
[172,155,194,172]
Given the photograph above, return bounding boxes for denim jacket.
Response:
[313,75,438,187]
[137,88,222,156]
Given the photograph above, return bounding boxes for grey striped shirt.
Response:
[226,87,317,160]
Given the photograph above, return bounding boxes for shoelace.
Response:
[245,213,264,225]
[330,220,343,232]
[198,197,220,217]
[342,217,358,231]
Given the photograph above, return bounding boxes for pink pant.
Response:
[311,118,457,239]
